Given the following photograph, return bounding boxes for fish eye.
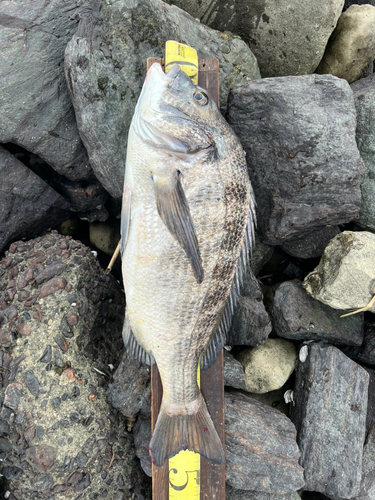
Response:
[193,91,209,106]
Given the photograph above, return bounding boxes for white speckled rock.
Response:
[236,339,297,394]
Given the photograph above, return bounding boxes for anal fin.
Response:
[122,310,154,366]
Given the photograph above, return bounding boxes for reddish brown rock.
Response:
[66,314,78,326]
[25,445,57,472]
[16,324,32,336]
[17,291,30,302]
[39,276,67,298]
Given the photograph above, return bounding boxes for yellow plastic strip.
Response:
[165,41,198,84]
[168,366,201,499]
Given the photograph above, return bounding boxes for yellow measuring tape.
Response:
[164,40,200,500]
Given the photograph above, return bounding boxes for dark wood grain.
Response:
[148,56,225,500]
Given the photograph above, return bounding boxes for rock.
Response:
[0,232,151,499]
[363,368,375,439]
[132,415,152,478]
[270,280,364,346]
[236,339,297,394]
[226,486,302,500]
[225,391,304,493]
[227,75,364,246]
[291,343,369,498]
[107,350,151,422]
[281,225,341,259]
[243,388,290,417]
[316,5,375,84]
[0,146,70,253]
[227,272,272,347]
[342,321,375,367]
[353,425,375,500]
[166,0,344,78]
[64,1,260,199]
[89,222,121,256]
[351,74,375,231]
[304,231,375,312]
[224,350,246,390]
[0,0,91,180]
[249,232,274,277]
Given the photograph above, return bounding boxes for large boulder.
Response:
[166,0,344,77]
[227,74,364,246]
[0,0,91,181]
[0,146,70,253]
[0,233,150,499]
[316,4,375,84]
[64,0,260,198]
[304,231,375,312]
[351,74,375,231]
[291,343,369,498]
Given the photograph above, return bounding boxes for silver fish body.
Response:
[121,62,255,466]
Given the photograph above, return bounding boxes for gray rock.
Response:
[236,339,297,394]
[363,368,375,440]
[353,425,375,500]
[281,225,341,259]
[228,272,272,347]
[0,233,150,498]
[316,5,375,84]
[64,0,260,198]
[351,74,375,231]
[227,74,364,245]
[0,0,91,180]
[270,280,364,346]
[226,486,301,500]
[166,0,344,78]
[132,415,152,478]
[0,146,70,253]
[107,350,151,423]
[304,231,375,312]
[342,322,375,373]
[249,232,274,276]
[224,350,246,390]
[291,343,369,498]
[225,391,304,493]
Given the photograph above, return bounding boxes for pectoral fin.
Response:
[120,187,131,256]
[153,170,204,284]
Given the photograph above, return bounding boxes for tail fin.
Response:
[149,393,224,467]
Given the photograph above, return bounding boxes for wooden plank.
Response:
[149,56,225,500]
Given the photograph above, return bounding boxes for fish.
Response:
[121,62,256,467]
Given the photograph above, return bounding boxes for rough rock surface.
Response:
[316,5,375,84]
[343,321,375,368]
[304,231,375,312]
[226,486,302,500]
[281,225,341,259]
[249,233,274,277]
[224,350,246,390]
[228,272,272,347]
[354,425,375,500]
[0,233,151,499]
[236,339,297,394]
[64,0,260,199]
[0,146,71,254]
[225,391,304,493]
[227,74,364,245]
[167,0,344,78]
[107,350,151,423]
[291,343,369,498]
[351,74,375,231]
[270,280,364,346]
[89,222,121,256]
[0,0,91,181]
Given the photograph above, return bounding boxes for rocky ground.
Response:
[1,0,375,498]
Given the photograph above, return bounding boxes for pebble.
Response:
[39,276,67,299]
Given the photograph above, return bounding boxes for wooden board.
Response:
[148,57,225,500]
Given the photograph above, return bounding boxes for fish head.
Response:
[132,62,225,162]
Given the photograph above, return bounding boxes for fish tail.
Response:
[149,392,224,467]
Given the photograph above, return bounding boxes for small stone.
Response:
[55,334,68,352]
[17,290,30,302]
[25,445,57,472]
[39,345,52,363]
[4,383,23,410]
[35,474,54,492]
[24,370,39,397]
[16,323,32,336]
[35,263,66,285]
[36,426,45,439]
[75,452,88,467]
[39,276,67,299]
[32,307,43,322]
[66,314,78,326]
[0,419,11,436]
[0,438,12,452]
[0,466,22,480]
[236,339,297,394]
[52,397,61,409]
